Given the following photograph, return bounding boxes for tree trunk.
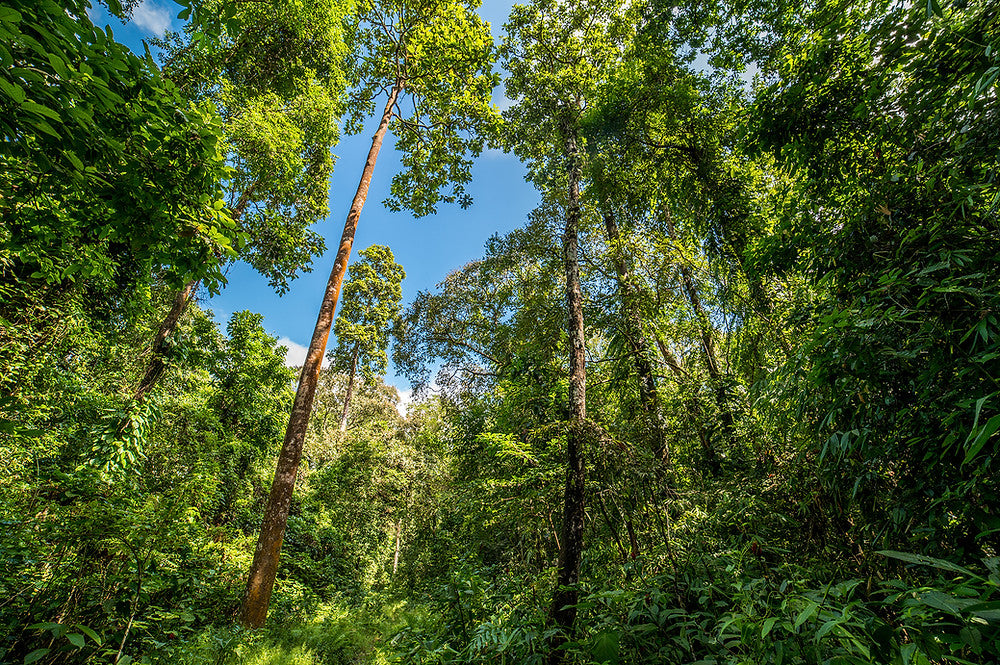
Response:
[392,518,402,577]
[239,79,403,629]
[548,115,587,663]
[132,181,259,401]
[338,343,360,432]
[132,280,199,401]
[601,208,668,463]
[655,335,719,475]
[661,207,729,474]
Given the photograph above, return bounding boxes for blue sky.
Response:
[90,0,539,400]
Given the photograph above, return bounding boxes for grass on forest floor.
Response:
[157,600,433,665]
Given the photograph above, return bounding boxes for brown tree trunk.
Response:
[601,208,668,463]
[132,182,258,401]
[548,115,587,664]
[132,280,199,401]
[338,343,360,432]
[239,79,403,629]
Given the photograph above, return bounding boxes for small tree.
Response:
[329,245,405,432]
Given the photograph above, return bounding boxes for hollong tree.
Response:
[240,0,499,628]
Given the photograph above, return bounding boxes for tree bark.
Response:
[548,114,587,663]
[601,208,669,463]
[239,79,403,629]
[338,343,360,432]
[132,280,199,401]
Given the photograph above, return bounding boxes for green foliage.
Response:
[156,0,350,293]
[3,1,1000,664]
[1,0,236,294]
[344,0,501,216]
[330,245,406,382]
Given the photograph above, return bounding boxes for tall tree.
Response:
[328,244,405,432]
[240,0,498,628]
[135,0,350,401]
[502,0,632,655]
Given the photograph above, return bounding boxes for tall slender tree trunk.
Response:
[601,208,668,463]
[548,114,587,664]
[661,207,728,474]
[239,79,403,629]
[338,343,360,432]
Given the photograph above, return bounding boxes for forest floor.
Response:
[170,599,425,665]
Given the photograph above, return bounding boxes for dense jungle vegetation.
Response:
[2,0,999,663]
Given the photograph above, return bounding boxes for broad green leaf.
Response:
[877,550,978,578]
[24,649,50,665]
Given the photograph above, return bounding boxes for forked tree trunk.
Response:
[548,114,587,664]
[132,183,260,401]
[655,338,718,472]
[239,79,403,629]
[338,343,360,432]
[601,208,669,463]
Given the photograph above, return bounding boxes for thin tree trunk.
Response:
[392,518,402,577]
[239,79,403,629]
[548,114,587,664]
[132,280,199,401]
[595,491,627,561]
[661,207,729,474]
[338,343,360,432]
[601,208,669,463]
[132,181,258,401]
[655,330,720,475]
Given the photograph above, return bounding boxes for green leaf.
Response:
[794,602,818,629]
[965,414,1000,464]
[815,619,838,639]
[0,7,22,23]
[0,76,26,103]
[877,550,978,577]
[27,622,62,634]
[76,625,102,646]
[66,633,85,648]
[20,99,61,122]
[926,0,943,18]
[24,649,49,665]
[65,151,84,172]
[761,617,778,637]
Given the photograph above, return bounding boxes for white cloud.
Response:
[395,388,413,418]
[277,337,329,369]
[131,1,172,36]
[482,147,514,160]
